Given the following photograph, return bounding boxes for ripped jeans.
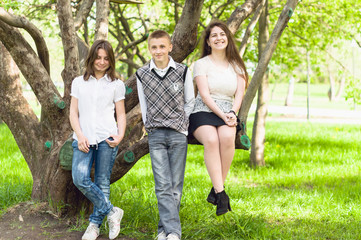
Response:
[72,138,118,225]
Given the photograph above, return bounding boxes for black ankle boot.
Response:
[216,190,232,216]
[207,187,217,205]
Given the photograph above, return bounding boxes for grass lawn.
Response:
[1,121,360,239]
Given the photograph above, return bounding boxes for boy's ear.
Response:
[169,43,173,53]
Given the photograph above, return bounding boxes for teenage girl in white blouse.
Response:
[189,20,249,216]
[70,40,126,240]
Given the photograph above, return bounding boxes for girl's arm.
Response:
[196,75,229,124]
[106,100,126,147]
[231,74,246,114]
[69,96,89,153]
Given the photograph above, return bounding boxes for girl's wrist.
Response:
[228,110,237,116]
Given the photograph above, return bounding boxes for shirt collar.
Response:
[149,56,177,72]
[89,73,111,82]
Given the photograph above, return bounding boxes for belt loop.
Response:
[96,141,98,150]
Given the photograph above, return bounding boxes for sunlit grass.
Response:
[0,124,32,214]
[1,121,361,239]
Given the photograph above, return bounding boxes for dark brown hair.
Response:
[148,30,171,44]
[201,20,249,86]
[83,40,117,81]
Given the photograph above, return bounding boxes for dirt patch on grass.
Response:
[0,202,135,240]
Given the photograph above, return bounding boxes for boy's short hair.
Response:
[148,30,171,43]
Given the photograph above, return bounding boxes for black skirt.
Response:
[188,111,242,137]
[188,111,226,134]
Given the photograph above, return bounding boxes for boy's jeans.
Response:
[72,139,118,225]
[148,128,188,239]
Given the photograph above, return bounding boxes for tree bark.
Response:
[250,0,269,167]
[0,20,64,130]
[227,0,262,34]
[74,0,95,31]
[57,0,81,103]
[94,0,110,41]
[171,0,205,62]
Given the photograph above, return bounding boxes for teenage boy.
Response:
[136,30,195,240]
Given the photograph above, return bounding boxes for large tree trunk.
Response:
[250,0,269,167]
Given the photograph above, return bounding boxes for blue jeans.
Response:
[148,128,188,239]
[72,139,118,225]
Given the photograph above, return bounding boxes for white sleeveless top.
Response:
[192,56,242,114]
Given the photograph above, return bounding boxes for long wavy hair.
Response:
[201,20,249,87]
[83,40,117,81]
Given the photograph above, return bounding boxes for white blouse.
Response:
[71,74,125,144]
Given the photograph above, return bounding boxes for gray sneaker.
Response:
[82,223,100,240]
[107,207,124,240]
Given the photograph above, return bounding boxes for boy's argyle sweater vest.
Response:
[136,63,189,133]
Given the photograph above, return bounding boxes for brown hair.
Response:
[148,30,171,44]
[83,40,117,81]
[201,20,249,86]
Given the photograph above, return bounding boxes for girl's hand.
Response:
[106,134,122,148]
[225,112,237,127]
[77,135,90,153]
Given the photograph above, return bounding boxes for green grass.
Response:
[0,124,32,214]
[1,122,361,239]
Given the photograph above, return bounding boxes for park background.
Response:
[1,0,361,239]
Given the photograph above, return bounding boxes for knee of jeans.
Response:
[155,181,172,195]
[72,174,90,191]
[96,180,110,192]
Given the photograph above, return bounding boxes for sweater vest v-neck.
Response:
[136,63,189,133]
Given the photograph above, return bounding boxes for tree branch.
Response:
[227,0,262,34]
[0,20,63,121]
[94,0,110,40]
[74,0,95,31]
[57,0,80,103]
[116,57,141,69]
[0,7,50,74]
[239,0,266,57]
[171,0,205,62]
